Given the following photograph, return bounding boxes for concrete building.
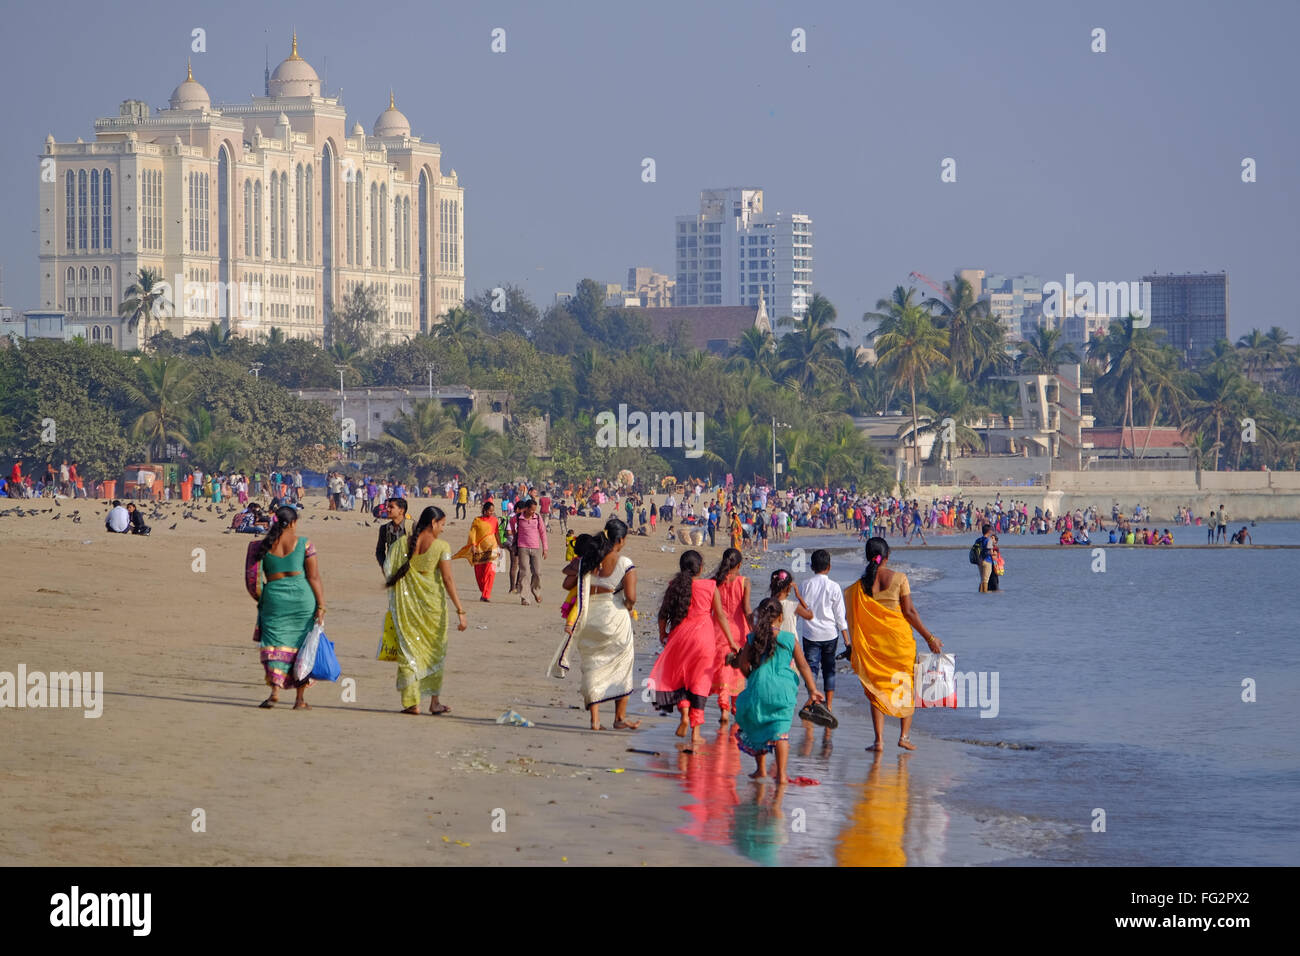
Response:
[854,412,938,483]
[295,385,511,445]
[675,187,812,321]
[984,364,1095,467]
[1142,272,1229,364]
[980,273,1045,340]
[626,267,674,308]
[38,36,465,351]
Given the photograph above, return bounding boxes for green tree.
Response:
[329,283,384,352]
[370,398,465,488]
[870,287,950,472]
[1017,326,1080,374]
[119,268,174,341]
[121,355,198,461]
[924,271,1004,381]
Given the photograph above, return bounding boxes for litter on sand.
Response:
[789,776,820,786]
[625,748,662,756]
[607,768,625,774]
[496,709,535,727]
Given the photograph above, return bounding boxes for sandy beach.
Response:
[0,496,747,866]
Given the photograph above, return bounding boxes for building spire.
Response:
[389,89,396,109]
[289,30,301,60]
[186,57,193,81]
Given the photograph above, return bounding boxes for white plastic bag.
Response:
[293,624,324,682]
[493,548,509,572]
[915,652,957,708]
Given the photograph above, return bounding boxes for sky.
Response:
[1,0,1297,342]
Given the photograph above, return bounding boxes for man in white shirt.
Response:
[799,548,849,713]
[105,500,130,533]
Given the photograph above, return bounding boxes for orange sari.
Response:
[844,579,915,718]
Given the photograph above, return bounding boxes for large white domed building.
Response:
[38,34,465,348]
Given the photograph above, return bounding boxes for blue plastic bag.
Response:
[310,630,341,682]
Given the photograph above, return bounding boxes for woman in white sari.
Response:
[548,518,640,730]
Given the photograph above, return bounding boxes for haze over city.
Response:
[1,0,1296,335]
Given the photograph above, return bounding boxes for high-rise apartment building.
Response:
[37,36,465,350]
[1141,272,1229,363]
[675,187,811,321]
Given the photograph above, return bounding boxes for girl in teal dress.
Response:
[731,597,822,783]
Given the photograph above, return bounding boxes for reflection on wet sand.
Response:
[836,750,910,866]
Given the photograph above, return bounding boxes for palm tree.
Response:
[1018,326,1079,374]
[1178,431,1224,477]
[1090,316,1166,459]
[1185,365,1251,470]
[122,355,197,460]
[265,326,286,345]
[909,371,987,465]
[775,293,847,389]
[1236,328,1270,383]
[1134,346,1188,458]
[729,327,777,376]
[119,268,173,341]
[925,271,1002,381]
[872,297,950,473]
[371,398,465,486]
[182,408,249,472]
[433,306,480,341]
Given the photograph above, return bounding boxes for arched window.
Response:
[279,172,288,260]
[78,170,88,249]
[102,170,112,250]
[305,165,313,261]
[393,195,401,271]
[354,174,363,267]
[105,326,112,344]
[90,170,100,249]
[92,266,100,283]
[92,326,101,341]
[269,174,278,260]
[345,170,353,265]
[65,171,75,251]
[80,267,88,283]
[370,183,378,266]
[244,179,252,254]
[379,184,388,269]
[104,266,111,286]
[295,164,304,263]
[66,266,74,283]
[254,181,263,257]
[403,197,411,271]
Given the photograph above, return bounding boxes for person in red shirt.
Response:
[10,459,22,484]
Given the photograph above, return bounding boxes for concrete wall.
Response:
[906,471,1300,519]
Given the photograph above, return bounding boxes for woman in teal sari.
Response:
[245,505,325,709]
[380,506,470,714]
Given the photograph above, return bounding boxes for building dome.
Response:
[268,33,320,97]
[168,60,211,110]
[374,91,411,137]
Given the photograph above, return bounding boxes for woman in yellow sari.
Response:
[844,536,942,751]
[452,500,501,601]
[380,505,470,714]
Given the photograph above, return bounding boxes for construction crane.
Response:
[908,271,946,297]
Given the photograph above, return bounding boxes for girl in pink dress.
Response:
[650,550,737,744]
[711,548,753,723]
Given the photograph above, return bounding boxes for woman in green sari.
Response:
[245,505,325,709]
[380,505,470,714]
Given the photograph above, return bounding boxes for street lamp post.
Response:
[334,364,347,457]
[772,416,790,490]
[249,362,263,379]
[425,362,436,399]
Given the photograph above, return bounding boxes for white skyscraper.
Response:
[675,187,811,321]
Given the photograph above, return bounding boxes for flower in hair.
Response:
[873,554,883,564]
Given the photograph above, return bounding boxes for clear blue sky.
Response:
[2,0,1296,341]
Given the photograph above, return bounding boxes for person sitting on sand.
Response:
[731,597,823,784]
[105,499,130,533]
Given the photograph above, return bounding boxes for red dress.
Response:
[712,575,749,708]
[650,579,718,722]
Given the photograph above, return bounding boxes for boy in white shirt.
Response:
[799,548,849,713]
